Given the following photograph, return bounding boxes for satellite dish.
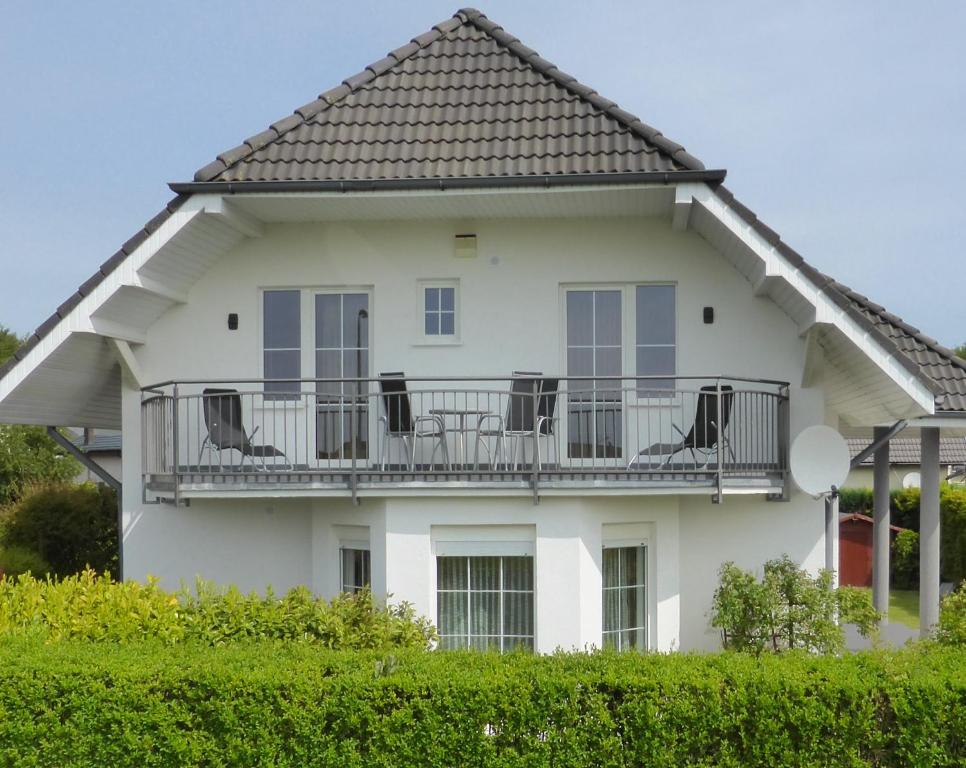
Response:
[902,472,921,489]
[790,425,850,496]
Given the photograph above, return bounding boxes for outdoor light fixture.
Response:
[703,307,714,324]
[228,313,238,330]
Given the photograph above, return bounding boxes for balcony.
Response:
[141,375,789,503]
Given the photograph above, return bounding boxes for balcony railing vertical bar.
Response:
[140,375,789,495]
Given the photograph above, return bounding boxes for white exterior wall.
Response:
[119,213,829,650]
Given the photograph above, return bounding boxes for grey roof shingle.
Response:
[847,437,966,466]
[192,8,705,185]
[831,282,966,413]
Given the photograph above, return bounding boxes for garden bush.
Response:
[892,528,920,590]
[0,640,961,766]
[0,570,435,649]
[0,543,49,578]
[935,585,966,647]
[710,556,879,654]
[2,482,118,578]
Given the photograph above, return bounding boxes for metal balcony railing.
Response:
[141,375,789,503]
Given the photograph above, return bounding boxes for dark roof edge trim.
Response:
[171,169,726,195]
[712,185,943,400]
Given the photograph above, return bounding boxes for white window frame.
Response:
[416,279,460,345]
[601,542,648,651]
[602,523,655,651]
[432,526,535,652]
[339,542,371,594]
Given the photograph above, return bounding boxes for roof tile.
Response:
[191,8,702,185]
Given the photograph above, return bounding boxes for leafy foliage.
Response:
[0,326,17,365]
[838,486,874,515]
[710,556,880,654]
[0,428,79,507]
[0,544,50,578]
[0,640,962,766]
[0,569,436,649]
[892,529,920,590]
[2,483,117,578]
[934,585,966,647]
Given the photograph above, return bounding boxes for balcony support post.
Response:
[713,378,724,504]
[531,378,540,505]
[172,383,180,508]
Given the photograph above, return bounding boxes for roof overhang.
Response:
[0,180,945,429]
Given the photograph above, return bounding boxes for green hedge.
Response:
[0,641,963,767]
[0,570,435,649]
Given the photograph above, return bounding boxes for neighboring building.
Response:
[839,513,908,588]
[845,437,966,489]
[71,428,122,485]
[2,8,965,651]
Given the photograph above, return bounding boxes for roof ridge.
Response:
[456,8,704,171]
[828,277,966,374]
[193,7,705,183]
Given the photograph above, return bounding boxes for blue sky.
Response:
[2,2,964,346]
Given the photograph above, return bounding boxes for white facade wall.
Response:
[121,213,829,650]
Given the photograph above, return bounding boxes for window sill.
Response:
[411,338,463,347]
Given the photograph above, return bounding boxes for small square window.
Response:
[419,281,459,341]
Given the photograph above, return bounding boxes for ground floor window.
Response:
[341,547,370,593]
[436,555,534,651]
[602,545,647,650]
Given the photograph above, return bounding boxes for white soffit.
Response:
[0,198,249,427]
[680,183,935,418]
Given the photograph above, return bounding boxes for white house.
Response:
[2,8,964,652]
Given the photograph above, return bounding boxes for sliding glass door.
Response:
[315,292,369,460]
[566,289,623,459]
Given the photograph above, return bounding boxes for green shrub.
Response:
[0,570,435,649]
[892,528,920,590]
[838,486,873,515]
[935,585,966,647]
[2,483,118,578]
[710,556,879,654]
[0,544,49,578]
[0,641,962,766]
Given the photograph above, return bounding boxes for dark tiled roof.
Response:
[831,282,966,413]
[192,8,704,184]
[847,437,966,465]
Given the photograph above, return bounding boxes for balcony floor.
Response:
[144,462,786,499]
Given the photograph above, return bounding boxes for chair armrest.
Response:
[413,415,445,435]
[476,414,505,433]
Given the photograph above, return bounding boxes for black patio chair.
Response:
[377,372,449,470]
[628,385,735,469]
[199,388,286,470]
[476,372,560,470]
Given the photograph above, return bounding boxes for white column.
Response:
[535,507,597,652]
[920,427,941,635]
[872,426,890,616]
[825,493,839,588]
